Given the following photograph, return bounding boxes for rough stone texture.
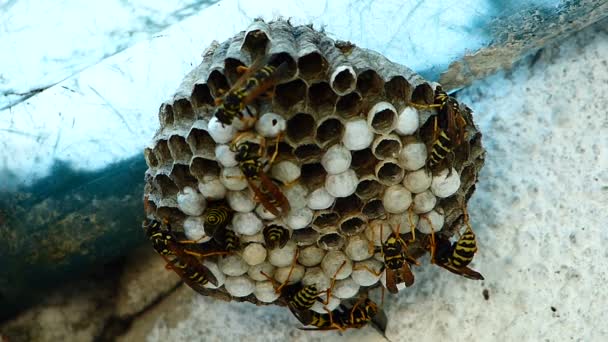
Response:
[114,245,182,318]
[440,0,608,90]
[0,272,116,342]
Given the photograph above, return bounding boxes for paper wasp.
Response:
[412,86,468,173]
[214,60,289,126]
[297,297,383,332]
[263,224,291,249]
[380,223,418,293]
[142,218,231,288]
[427,208,484,280]
[203,201,239,252]
[231,133,290,217]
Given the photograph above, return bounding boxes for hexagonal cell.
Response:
[298,52,328,80]
[153,140,173,167]
[154,174,179,198]
[350,148,378,176]
[189,157,220,181]
[191,83,214,109]
[268,52,298,80]
[355,176,382,200]
[293,143,323,163]
[286,112,315,144]
[187,127,216,158]
[317,232,346,251]
[207,70,230,98]
[299,163,326,189]
[356,69,384,97]
[144,147,159,169]
[332,194,363,217]
[315,117,344,148]
[159,103,174,128]
[362,198,386,220]
[266,141,293,163]
[274,79,307,111]
[367,102,397,134]
[335,92,362,119]
[243,29,270,60]
[293,227,319,246]
[339,215,368,236]
[173,98,195,122]
[411,83,434,105]
[168,135,193,164]
[312,211,340,231]
[224,58,248,84]
[375,159,405,186]
[308,82,337,113]
[372,134,402,160]
[330,65,356,95]
[385,75,411,105]
[170,163,198,190]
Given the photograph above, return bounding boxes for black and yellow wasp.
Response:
[263,224,290,249]
[142,218,230,289]
[214,61,289,126]
[412,86,469,173]
[427,208,484,280]
[296,297,385,333]
[203,201,239,252]
[231,133,290,217]
[380,223,418,293]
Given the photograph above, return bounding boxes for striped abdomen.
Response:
[383,234,405,269]
[428,130,452,168]
[173,259,211,286]
[204,204,232,231]
[448,225,478,268]
[289,285,319,312]
[263,224,290,249]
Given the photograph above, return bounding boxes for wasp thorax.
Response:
[143,19,484,325]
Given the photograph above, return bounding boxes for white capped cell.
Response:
[343,119,374,151]
[321,250,352,280]
[208,116,236,144]
[227,189,256,213]
[403,168,433,194]
[219,254,249,277]
[202,260,225,289]
[351,259,383,286]
[198,175,227,200]
[286,207,314,230]
[254,281,281,303]
[321,144,352,175]
[417,209,445,234]
[332,277,360,299]
[431,167,461,198]
[325,169,358,198]
[395,106,419,136]
[220,167,248,191]
[183,216,211,242]
[413,190,437,214]
[301,266,331,291]
[345,235,373,261]
[232,212,263,235]
[255,203,277,220]
[215,144,238,167]
[365,220,393,246]
[283,183,308,210]
[307,188,335,210]
[398,142,427,171]
[382,184,412,214]
[271,160,301,185]
[273,264,305,285]
[242,243,267,266]
[298,245,326,267]
[248,262,275,282]
[177,186,206,216]
[268,241,298,267]
[224,276,255,297]
[255,113,286,138]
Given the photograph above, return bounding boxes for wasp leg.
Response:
[236,65,250,74]
[182,250,230,258]
[407,206,417,243]
[321,261,347,305]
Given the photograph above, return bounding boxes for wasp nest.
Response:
[143,20,484,307]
